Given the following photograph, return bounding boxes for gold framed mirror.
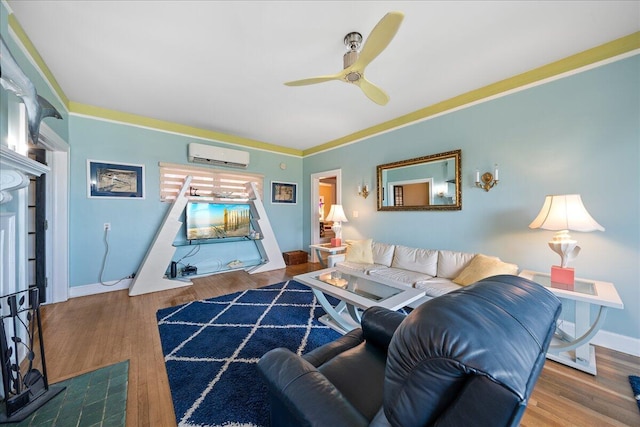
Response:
[376,149,461,211]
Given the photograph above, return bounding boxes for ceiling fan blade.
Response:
[355,77,389,106]
[284,73,344,86]
[353,11,404,70]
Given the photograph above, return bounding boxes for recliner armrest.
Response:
[258,348,369,427]
[361,306,406,350]
[303,328,364,367]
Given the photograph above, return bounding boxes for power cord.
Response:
[99,227,131,287]
[175,244,201,269]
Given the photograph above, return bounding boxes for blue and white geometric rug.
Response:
[156,280,341,427]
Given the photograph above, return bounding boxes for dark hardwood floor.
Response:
[39,263,639,426]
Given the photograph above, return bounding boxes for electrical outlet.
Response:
[104,223,111,231]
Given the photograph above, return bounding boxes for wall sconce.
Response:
[357,183,370,199]
[475,164,499,192]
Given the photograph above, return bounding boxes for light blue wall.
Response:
[68,116,304,286]
[303,56,640,340]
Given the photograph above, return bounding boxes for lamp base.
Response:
[330,238,342,247]
[551,266,575,289]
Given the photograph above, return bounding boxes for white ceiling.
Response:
[7,1,639,152]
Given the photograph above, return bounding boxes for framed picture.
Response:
[271,181,297,204]
[87,160,145,199]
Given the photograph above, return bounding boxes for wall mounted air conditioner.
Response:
[188,143,250,169]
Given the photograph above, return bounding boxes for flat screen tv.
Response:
[186,202,251,241]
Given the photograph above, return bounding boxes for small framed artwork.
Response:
[87,160,145,199]
[271,181,297,204]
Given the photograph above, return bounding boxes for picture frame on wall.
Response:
[271,181,297,204]
[87,160,145,199]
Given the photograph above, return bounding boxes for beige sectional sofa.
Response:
[328,239,518,308]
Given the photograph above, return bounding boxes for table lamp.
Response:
[325,204,348,247]
[529,194,604,286]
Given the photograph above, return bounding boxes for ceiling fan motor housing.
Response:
[343,31,362,81]
[343,50,359,69]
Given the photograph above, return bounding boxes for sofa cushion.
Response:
[370,268,433,286]
[391,245,438,276]
[437,250,476,279]
[336,261,388,274]
[345,239,374,264]
[372,242,395,267]
[415,277,463,298]
[452,254,519,286]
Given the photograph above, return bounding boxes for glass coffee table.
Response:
[294,267,425,333]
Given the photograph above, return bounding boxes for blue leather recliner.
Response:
[258,275,561,427]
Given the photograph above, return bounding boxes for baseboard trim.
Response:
[69,279,131,298]
[592,330,640,357]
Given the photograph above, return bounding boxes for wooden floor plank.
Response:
[38,263,640,426]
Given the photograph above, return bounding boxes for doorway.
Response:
[27,148,47,303]
[38,124,70,304]
[310,169,342,263]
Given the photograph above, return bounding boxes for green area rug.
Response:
[9,360,128,427]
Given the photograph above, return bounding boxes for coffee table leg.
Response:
[311,289,358,332]
[333,301,363,323]
[347,304,362,323]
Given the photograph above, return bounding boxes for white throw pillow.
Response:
[345,239,374,264]
[391,245,438,276]
[452,254,518,286]
[372,242,395,267]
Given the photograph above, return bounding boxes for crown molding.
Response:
[68,102,304,157]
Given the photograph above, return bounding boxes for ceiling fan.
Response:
[284,11,404,106]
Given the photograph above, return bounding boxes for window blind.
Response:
[159,162,264,202]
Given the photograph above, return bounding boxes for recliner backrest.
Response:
[382,275,561,427]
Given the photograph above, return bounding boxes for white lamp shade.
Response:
[325,204,348,223]
[529,194,604,232]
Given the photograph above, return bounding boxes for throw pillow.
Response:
[452,254,518,286]
[345,239,374,264]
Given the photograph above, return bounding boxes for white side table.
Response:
[309,243,347,268]
[519,270,623,375]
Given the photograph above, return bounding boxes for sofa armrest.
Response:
[361,306,406,350]
[327,253,345,267]
[258,348,369,427]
